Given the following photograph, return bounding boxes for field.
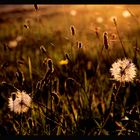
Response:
[0,5,140,135]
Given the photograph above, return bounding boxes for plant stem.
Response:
[66,92,78,128]
[50,80,53,135]
[113,20,127,57]
[98,82,122,135]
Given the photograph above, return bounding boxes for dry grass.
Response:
[0,5,140,135]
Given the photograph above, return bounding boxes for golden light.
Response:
[96,17,103,23]
[109,16,117,22]
[70,10,77,16]
[8,40,18,48]
[122,10,131,18]
[16,35,23,42]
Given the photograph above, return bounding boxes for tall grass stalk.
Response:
[64,78,78,129]
[28,57,33,89]
[127,8,140,30]
[50,80,53,135]
[113,18,127,57]
[98,82,122,135]
[30,103,71,133]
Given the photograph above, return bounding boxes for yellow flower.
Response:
[59,59,68,65]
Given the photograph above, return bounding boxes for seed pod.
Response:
[52,92,60,105]
[103,32,109,49]
[47,59,54,72]
[95,27,100,39]
[34,3,38,11]
[113,18,117,26]
[40,45,46,54]
[16,69,25,86]
[70,25,75,36]
[24,24,29,29]
[78,42,82,49]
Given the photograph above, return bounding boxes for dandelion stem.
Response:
[115,82,122,98]
[19,96,23,135]
[13,103,14,129]
[50,80,53,135]
[20,113,22,135]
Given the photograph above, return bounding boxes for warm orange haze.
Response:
[0,5,140,135]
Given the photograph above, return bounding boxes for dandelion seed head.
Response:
[110,58,137,83]
[8,91,32,114]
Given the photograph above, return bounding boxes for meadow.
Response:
[0,5,140,135]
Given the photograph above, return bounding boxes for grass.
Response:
[0,5,140,135]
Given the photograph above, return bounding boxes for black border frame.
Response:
[0,0,140,4]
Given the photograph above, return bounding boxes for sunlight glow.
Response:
[96,17,103,23]
[109,16,117,22]
[70,10,77,16]
[122,10,131,18]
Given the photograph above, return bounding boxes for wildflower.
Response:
[8,90,32,114]
[59,59,68,65]
[110,58,137,83]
